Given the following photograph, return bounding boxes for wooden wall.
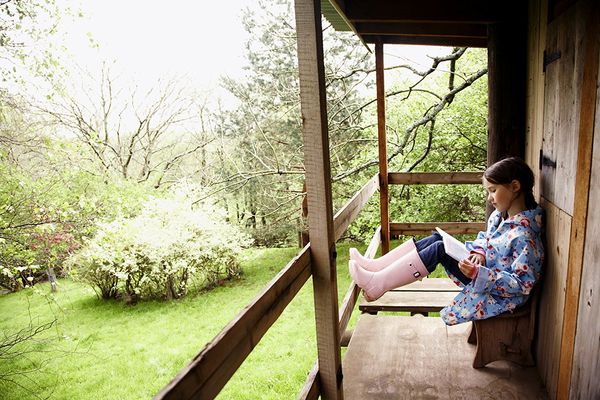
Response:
[568,1,600,397]
[570,83,600,399]
[526,0,600,398]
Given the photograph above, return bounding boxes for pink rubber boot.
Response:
[349,249,429,301]
[349,239,416,272]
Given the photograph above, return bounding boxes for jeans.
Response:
[414,231,472,286]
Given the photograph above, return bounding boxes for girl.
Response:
[349,157,544,325]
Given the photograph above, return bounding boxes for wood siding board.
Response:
[154,247,312,399]
[295,0,343,398]
[541,3,585,216]
[376,41,390,255]
[526,0,548,202]
[558,0,599,397]
[570,53,600,398]
[536,199,571,400]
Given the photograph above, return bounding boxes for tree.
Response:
[212,0,374,244]
[40,64,214,188]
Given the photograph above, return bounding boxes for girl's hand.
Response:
[459,258,479,280]
[468,252,485,266]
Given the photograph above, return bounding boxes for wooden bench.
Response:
[468,287,540,368]
[358,277,461,316]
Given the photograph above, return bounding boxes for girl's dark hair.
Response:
[484,156,537,209]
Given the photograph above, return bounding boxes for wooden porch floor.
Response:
[343,314,548,399]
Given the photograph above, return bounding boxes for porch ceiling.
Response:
[321,0,519,47]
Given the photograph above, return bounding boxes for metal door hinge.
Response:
[539,149,557,169]
[543,50,561,72]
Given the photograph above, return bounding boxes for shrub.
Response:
[68,185,252,301]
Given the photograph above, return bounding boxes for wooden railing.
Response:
[154,174,379,399]
[155,171,483,399]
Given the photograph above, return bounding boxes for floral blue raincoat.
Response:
[440,206,544,325]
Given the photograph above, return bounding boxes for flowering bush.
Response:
[68,185,252,301]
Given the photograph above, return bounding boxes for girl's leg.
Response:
[417,239,472,286]
[350,231,441,272]
[350,238,416,272]
[349,248,429,301]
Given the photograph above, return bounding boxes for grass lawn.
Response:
[0,242,369,400]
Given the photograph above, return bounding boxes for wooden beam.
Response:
[295,0,343,398]
[388,172,483,185]
[299,227,381,400]
[557,1,599,397]
[345,0,510,24]
[333,174,379,241]
[376,40,390,255]
[362,35,487,48]
[390,222,486,236]
[154,247,312,399]
[354,22,487,38]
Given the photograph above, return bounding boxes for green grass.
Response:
[0,240,450,399]
[0,243,366,400]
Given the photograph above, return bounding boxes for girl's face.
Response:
[483,178,521,214]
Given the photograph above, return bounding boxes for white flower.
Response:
[26,276,34,282]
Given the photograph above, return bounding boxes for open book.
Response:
[435,227,470,262]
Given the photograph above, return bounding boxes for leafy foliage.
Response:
[68,184,252,302]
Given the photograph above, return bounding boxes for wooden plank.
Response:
[391,277,462,292]
[388,171,483,185]
[376,40,390,255]
[571,47,600,399]
[525,0,547,201]
[295,0,343,398]
[358,290,459,314]
[343,315,547,399]
[541,1,585,215]
[390,222,485,236]
[535,199,570,399]
[558,1,599,397]
[299,227,381,400]
[333,174,379,241]
[154,246,312,399]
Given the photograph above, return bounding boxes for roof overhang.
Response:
[321,0,520,48]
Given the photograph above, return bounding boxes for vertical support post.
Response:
[487,14,527,165]
[375,39,390,254]
[294,0,343,398]
[487,9,527,217]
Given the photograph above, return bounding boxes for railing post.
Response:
[294,0,343,398]
[376,39,390,254]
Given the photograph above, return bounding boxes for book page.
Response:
[435,227,469,262]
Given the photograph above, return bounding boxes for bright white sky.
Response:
[59,1,449,104]
[64,0,254,97]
